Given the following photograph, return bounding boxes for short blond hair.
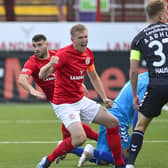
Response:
[70,24,87,37]
[145,0,166,19]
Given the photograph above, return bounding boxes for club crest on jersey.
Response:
[85,57,90,65]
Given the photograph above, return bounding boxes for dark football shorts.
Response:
[139,84,168,118]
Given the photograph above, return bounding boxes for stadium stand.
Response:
[98,0,146,22]
[0,0,69,21]
[112,0,146,22]
[0,0,146,22]
[0,0,5,21]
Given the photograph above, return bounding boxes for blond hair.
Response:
[145,0,166,19]
[70,24,87,37]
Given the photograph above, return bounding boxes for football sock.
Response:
[47,137,74,162]
[62,124,70,139]
[70,147,83,156]
[93,149,115,164]
[82,123,98,141]
[127,130,144,165]
[106,126,125,166]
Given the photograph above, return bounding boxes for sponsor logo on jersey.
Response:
[155,66,168,74]
[85,57,90,65]
[70,70,84,80]
[44,73,55,81]
[70,75,84,80]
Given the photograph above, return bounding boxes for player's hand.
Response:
[103,98,113,108]
[30,89,46,98]
[49,56,59,66]
[133,95,140,111]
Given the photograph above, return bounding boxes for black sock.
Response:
[127,130,144,164]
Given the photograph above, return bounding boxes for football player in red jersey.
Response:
[38,24,125,168]
[18,34,56,101]
[18,33,99,162]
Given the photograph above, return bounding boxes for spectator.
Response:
[55,0,67,21]
[3,0,16,21]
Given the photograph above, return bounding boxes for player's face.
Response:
[72,30,88,53]
[32,40,48,59]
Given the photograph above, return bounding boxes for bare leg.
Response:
[93,106,125,166]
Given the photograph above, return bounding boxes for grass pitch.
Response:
[0,103,168,168]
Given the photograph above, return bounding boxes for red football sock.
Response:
[82,123,98,141]
[47,137,74,162]
[62,124,70,139]
[106,126,125,166]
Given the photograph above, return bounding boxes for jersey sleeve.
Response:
[131,34,141,50]
[91,55,94,66]
[20,59,35,76]
[130,34,142,61]
[89,48,94,65]
[87,49,95,72]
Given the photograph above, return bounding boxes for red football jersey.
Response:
[53,44,94,104]
[21,50,57,102]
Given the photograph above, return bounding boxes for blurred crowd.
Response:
[2,0,146,22]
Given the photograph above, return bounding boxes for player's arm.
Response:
[39,64,54,80]
[82,83,88,96]
[129,49,141,110]
[87,64,112,108]
[39,56,59,79]
[18,69,45,98]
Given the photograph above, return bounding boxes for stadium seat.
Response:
[0,0,67,21]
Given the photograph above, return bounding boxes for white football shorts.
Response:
[51,96,100,128]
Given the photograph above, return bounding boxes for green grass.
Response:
[0,103,168,168]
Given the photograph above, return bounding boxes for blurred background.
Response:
[0,0,147,22]
[0,0,151,103]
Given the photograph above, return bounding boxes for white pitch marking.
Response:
[0,119,168,124]
[0,140,168,144]
[0,120,60,124]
